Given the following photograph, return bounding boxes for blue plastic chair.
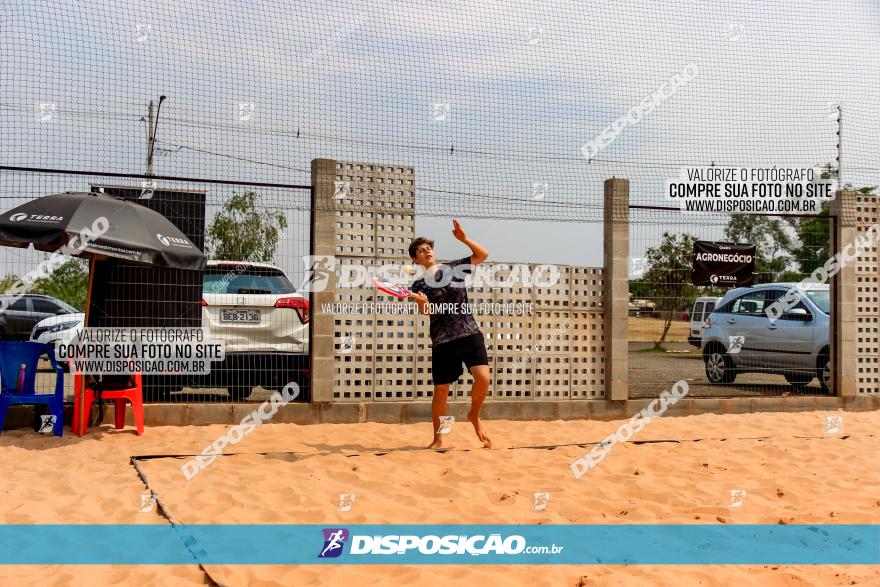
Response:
[0,341,65,436]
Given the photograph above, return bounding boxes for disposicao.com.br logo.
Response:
[300,255,561,292]
[317,528,563,558]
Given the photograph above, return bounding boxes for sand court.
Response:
[0,411,878,586]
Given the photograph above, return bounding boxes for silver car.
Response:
[701,283,831,393]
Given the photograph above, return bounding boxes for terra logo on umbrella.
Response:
[7,212,64,223]
[156,233,194,248]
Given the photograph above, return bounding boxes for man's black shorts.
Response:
[431,332,489,385]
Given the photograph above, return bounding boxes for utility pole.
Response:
[837,105,842,190]
[146,100,155,176]
[145,95,167,177]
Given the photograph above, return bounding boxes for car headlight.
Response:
[47,321,80,333]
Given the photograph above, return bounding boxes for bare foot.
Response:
[427,437,443,449]
[467,412,492,448]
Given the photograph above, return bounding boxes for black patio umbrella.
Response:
[0,191,206,434]
[0,191,206,270]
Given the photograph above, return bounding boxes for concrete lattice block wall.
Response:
[314,159,607,403]
[855,193,880,394]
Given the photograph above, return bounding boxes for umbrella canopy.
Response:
[0,192,206,270]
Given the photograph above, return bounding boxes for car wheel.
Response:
[818,354,832,395]
[784,372,813,393]
[228,386,253,402]
[705,348,736,384]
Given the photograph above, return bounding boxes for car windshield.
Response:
[806,289,830,314]
[56,299,79,313]
[203,267,295,295]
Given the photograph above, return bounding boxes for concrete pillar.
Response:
[603,178,629,400]
[310,159,338,402]
[831,189,857,396]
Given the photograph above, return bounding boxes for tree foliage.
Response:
[206,191,287,262]
[640,232,699,349]
[32,258,89,310]
[722,215,792,283]
[790,202,831,275]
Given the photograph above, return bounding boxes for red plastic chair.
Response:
[73,371,144,436]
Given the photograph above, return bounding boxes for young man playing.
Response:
[409,219,492,449]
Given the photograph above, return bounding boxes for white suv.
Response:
[202,261,309,353]
[199,261,309,400]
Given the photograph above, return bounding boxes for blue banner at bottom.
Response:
[0,524,877,565]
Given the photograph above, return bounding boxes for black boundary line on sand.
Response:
[128,434,853,463]
[128,456,225,587]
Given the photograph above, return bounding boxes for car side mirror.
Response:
[784,308,811,321]
[56,309,68,315]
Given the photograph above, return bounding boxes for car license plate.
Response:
[220,309,261,323]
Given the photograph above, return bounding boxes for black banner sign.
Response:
[692,241,755,287]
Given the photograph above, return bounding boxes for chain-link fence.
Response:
[629,205,835,398]
[1,1,878,408]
